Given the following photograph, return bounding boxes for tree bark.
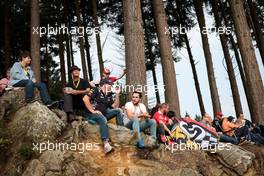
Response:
[229,0,264,123]
[175,0,205,116]
[91,0,104,78]
[193,0,222,117]
[82,7,93,80]
[4,0,12,70]
[59,34,66,86]
[123,0,148,104]
[152,0,181,117]
[30,0,41,81]
[247,0,264,66]
[75,0,88,80]
[212,0,243,117]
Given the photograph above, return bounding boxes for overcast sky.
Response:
[63,7,264,120]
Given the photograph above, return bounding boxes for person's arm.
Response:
[10,63,24,81]
[161,122,171,135]
[111,87,121,108]
[71,88,91,95]
[116,69,126,80]
[82,95,101,114]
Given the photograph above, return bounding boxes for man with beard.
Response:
[123,91,157,148]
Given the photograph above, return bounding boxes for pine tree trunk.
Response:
[4,0,11,70]
[65,34,72,81]
[82,8,93,80]
[193,0,221,117]
[184,34,206,116]
[91,0,104,78]
[247,0,264,66]
[75,0,88,80]
[229,34,254,117]
[59,34,66,86]
[229,0,264,123]
[151,66,161,104]
[212,0,243,117]
[152,0,181,117]
[123,0,148,104]
[30,0,41,81]
[175,0,205,116]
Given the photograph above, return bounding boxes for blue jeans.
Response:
[104,108,124,126]
[84,111,109,141]
[125,117,157,141]
[219,134,238,144]
[13,80,51,104]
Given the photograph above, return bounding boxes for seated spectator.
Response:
[82,78,123,154]
[201,113,238,144]
[167,111,177,124]
[222,116,250,141]
[153,103,173,143]
[0,68,11,96]
[123,91,157,148]
[212,112,224,132]
[90,68,126,87]
[64,65,92,122]
[10,51,54,106]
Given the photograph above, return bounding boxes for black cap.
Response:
[70,65,81,73]
[99,78,114,86]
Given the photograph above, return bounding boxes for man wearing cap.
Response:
[212,112,224,132]
[64,65,92,122]
[82,78,124,154]
[89,67,126,87]
[10,50,54,106]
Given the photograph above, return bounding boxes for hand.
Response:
[92,110,102,115]
[114,86,121,94]
[71,90,78,95]
[32,79,37,83]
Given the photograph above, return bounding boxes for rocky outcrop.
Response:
[0,94,263,176]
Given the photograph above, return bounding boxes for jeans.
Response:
[84,111,109,140]
[125,117,156,141]
[219,134,238,144]
[235,126,250,140]
[13,79,50,104]
[104,108,124,126]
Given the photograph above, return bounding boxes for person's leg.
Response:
[105,108,124,126]
[34,82,51,104]
[14,80,34,102]
[140,119,157,139]
[220,134,238,144]
[63,93,73,113]
[125,117,142,140]
[84,112,109,140]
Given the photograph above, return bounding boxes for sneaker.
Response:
[137,139,145,149]
[45,101,58,108]
[104,142,113,154]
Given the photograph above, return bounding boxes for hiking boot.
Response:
[45,101,57,108]
[104,141,113,154]
[137,139,145,149]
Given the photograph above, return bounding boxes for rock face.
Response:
[9,101,65,143]
[0,88,40,121]
[0,94,263,176]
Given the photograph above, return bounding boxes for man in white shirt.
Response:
[124,91,156,148]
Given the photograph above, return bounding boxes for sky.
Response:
[61,6,264,121]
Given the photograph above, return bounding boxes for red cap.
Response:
[103,68,111,74]
[217,112,223,117]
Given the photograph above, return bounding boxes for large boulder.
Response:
[0,87,41,121]
[9,101,65,143]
